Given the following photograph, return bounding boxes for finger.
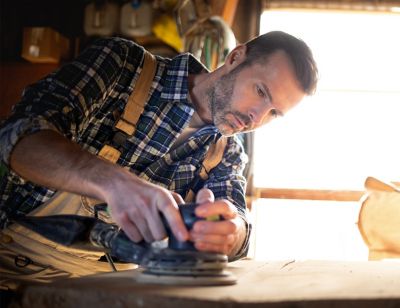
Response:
[171,191,185,205]
[195,199,237,220]
[146,207,167,241]
[194,241,231,255]
[190,231,235,246]
[126,210,154,243]
[196,188,214,204]
[156,195,189,242]
[118,213,143,243]
[192,220,237,235]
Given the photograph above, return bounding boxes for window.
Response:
[251,9,400,260]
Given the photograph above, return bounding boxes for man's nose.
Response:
[248,104,274,126]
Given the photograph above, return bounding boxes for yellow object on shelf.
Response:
[21,27,70,63]
[152,14,183,52]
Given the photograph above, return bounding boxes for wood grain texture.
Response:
[15,259,400,308]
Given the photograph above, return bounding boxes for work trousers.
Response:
[0,192,135,290]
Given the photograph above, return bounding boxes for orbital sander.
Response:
[14,203,236,285]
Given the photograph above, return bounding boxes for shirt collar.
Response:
[160,53,209,105]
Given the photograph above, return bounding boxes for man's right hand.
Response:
[101,168,189,243]
[10,130,189,244]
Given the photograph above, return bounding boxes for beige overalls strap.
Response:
[98,50,157,163]
[95,48,227,202]
[199,136,228,180]
[185,136,228,202]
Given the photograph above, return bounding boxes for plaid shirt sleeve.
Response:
[0,38,134,170]
[204,135,252,261]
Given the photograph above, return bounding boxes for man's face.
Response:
[208,50,306,136]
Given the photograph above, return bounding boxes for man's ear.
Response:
[225,44,247,69]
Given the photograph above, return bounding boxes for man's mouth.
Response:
[230,115,243,130]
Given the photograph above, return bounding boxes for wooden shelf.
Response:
[0,61,59,119]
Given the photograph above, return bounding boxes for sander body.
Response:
[14,203,236,285]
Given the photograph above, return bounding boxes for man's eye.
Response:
[256,86,265,97]
[270,109,278,118]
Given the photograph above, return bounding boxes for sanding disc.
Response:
[136,248,236,285]
[135,268,237,286]
[141,248,228,274]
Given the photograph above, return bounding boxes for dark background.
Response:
[0,0,87,61]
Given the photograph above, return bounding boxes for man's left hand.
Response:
[190,188,246,258]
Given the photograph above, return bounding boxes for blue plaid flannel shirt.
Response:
[0,37,250,259]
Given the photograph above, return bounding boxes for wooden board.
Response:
[15,259,400,307]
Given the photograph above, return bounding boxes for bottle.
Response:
[120,0,153,37]
[84,0,120,37]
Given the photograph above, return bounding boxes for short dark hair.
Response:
[242,31,318,95]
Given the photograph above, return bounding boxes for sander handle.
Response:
[162,203,222,251]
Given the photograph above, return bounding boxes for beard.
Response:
[207,71,250,136]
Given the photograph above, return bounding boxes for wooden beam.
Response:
[255,187,364,201]
[222,0,239,27]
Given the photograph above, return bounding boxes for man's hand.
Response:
[102,168,189,244]
[189,188,247,258]
[9,130,189,245]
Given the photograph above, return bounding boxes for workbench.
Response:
[14,259,400,307]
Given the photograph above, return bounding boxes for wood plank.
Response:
[17,259,400,307]
[222,0,239,27]
[256,187,364,201]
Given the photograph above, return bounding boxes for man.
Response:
[0,31,318,285]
